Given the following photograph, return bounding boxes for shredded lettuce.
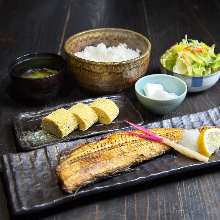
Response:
[161,36,220,76]
[173,57,187,75]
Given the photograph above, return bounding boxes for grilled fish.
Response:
[56,128,185,194]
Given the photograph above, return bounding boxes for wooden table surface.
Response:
[1,0,220,219]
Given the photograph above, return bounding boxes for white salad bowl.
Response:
[160,40,220,92]
[160,58,220,92]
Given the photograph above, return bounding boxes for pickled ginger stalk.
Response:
[124,121,209,162]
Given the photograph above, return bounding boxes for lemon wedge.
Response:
[197,128,220,157]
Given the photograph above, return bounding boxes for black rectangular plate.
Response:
[2,107,220,215]
[13,94,144,151]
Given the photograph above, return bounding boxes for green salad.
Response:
[161,36,220,76]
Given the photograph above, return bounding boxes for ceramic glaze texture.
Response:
[64,28,151,94]
[3,107,220,215]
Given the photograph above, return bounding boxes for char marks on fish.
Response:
[56,128,185,193]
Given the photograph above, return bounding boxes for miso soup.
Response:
[21,68,58,79]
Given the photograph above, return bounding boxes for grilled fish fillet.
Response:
[56,128,185,193]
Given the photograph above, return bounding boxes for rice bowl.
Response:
[64,28,151,94]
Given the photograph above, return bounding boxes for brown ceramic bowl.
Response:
[8,53,67,105]
[64,28,151,94]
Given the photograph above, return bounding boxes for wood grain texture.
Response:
[0,0,220,219]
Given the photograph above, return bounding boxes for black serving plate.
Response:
[13,94,144,151]
[2,107,220,215]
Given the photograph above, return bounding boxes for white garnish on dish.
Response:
[144,83,178,100]
[178,129,200,152]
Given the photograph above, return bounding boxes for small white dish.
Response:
[135,74,187,115]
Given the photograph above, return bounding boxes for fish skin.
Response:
[56,128,185,194]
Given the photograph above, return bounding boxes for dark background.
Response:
[0,0,220,219]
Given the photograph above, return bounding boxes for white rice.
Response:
[74,43,141,62]
[178,129,200,152]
